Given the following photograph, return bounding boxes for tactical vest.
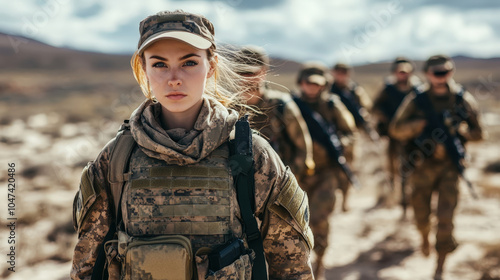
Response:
[95,116,268,280]
[121,143,242,251]
[405,88,468,163]
[383,84,415,119]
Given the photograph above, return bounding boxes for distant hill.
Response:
[0,32,499,102]
[0,32,131,71]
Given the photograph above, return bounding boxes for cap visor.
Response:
[428,61,454,72]
[396,62,413,73]
[138,31,212,53]
[307,74,327,86]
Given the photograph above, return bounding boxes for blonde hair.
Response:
[131,44,263,116]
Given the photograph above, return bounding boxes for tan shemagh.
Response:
[129,96,239,166]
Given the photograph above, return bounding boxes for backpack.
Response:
[92,116,267,280]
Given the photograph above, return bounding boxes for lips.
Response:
[166,92,187,100]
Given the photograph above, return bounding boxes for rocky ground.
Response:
[0,110,499,280]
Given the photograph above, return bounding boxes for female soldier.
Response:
[71,10,313,280]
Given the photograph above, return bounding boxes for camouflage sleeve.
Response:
[460,91,487,142]
[71,140,115,280]
[282,100,315,175]
[389,92,427,141]
[252,135,314,280]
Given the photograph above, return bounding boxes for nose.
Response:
[167,70,182,88]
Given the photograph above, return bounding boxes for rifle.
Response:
[331,84,380,142]
[414,89,478,199]
[293,96,361,189]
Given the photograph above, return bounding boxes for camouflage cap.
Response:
[391,57,414,73]
[234,45,269,74]
[297,62,329,86]
[137,10,215,54]
[423,55,455,72]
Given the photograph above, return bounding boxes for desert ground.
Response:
[1,33,499,279]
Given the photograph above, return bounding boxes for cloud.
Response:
[171,0,285,10]
[1,0,499,64]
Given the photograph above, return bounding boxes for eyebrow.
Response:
[149,53,202,61]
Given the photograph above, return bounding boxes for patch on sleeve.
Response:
[269,169,314,249]
[73,163,97,231]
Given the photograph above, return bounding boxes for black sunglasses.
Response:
[433,70,450,77]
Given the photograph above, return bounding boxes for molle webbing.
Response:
[125,145,233,237]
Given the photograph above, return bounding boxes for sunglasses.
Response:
[432,70,450,77]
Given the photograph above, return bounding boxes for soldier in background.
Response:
[372,57,421,207]
[235,45,315,180]
[293,62,357,280]
[389,55,485,280]
[330,63,375,211]
[330,63,373,133]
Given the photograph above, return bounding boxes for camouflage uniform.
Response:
[389,80,484,255]
[296,91,356,272]
[372,60,421,203]
[250,88,315,180]
[71,96,314,280]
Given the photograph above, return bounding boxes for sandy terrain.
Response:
[0,110,499,280]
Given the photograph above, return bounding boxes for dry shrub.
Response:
[21,165,44,179]
[484,161,500,173]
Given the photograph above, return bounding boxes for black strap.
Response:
[414,89,466,169]
[413,88,477,198]
[382,84,410,119]
[95,118,267,279]
[229,115,268,280]
[293,96,361,188]
[330,83,366,127]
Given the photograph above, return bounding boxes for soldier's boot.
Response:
[421,232,430,257]
[434,251,447,280]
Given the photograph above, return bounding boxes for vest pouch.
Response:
[118,231,193,280]
[205,250,255,280]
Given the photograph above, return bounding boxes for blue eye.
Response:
[184,60,198,67]
[153,62,166,68]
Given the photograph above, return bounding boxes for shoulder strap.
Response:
[413,89,466,167]
[229,115,268,280]
[292,96,361,189]
[108,120,137,222]
[456,86,464,105]
[327,98,335,109]
[92,120,136,280]
[332,88,365,126]
[276,98,286,116]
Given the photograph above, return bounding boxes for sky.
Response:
[1,0,500,65]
